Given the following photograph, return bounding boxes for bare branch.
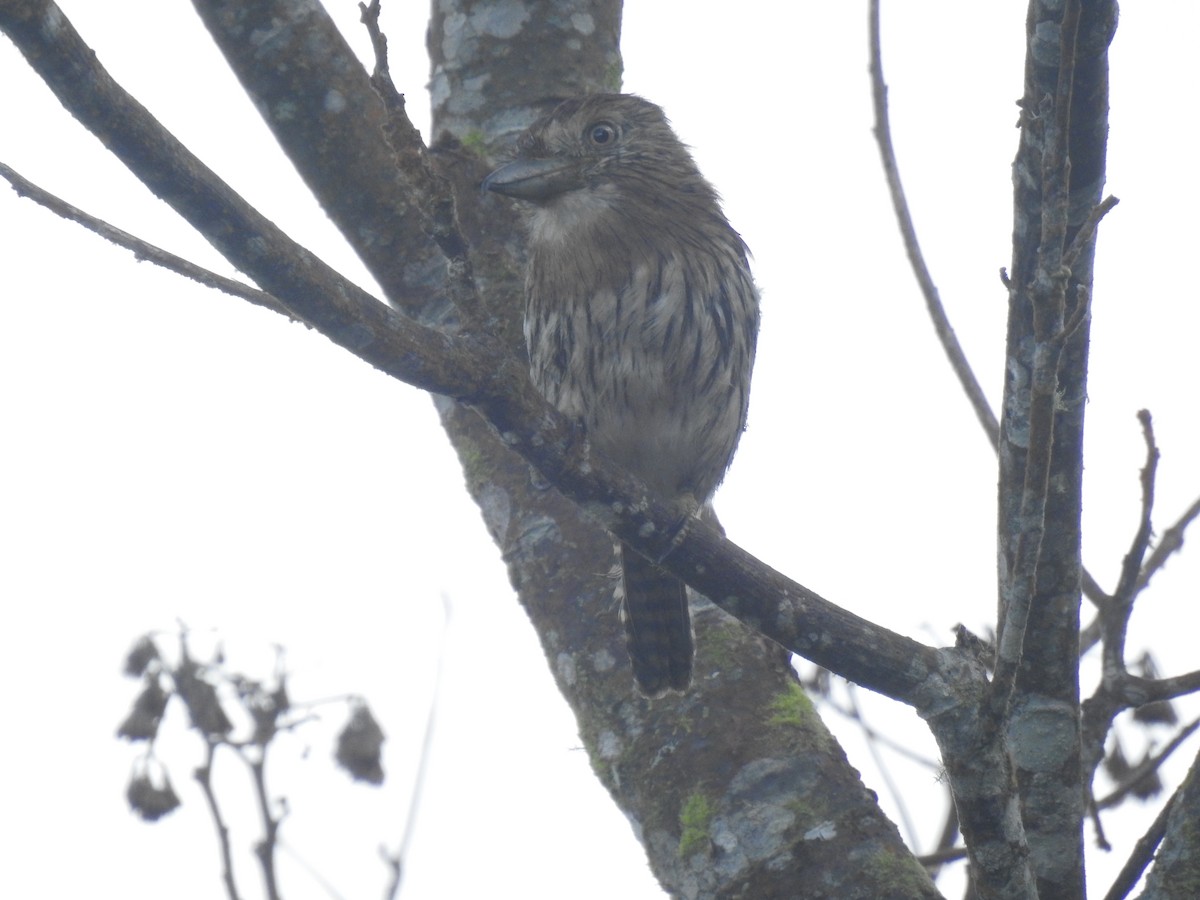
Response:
[868,0,999,448]
[1102,787,1177,900]
[382,596,451,900]
[0,0,950,708]
[1097,717,1200,811]
[194,743,243,900]
[819,693,941,770]
[993,0,1119,890]
[4,1,984,896]
[358,0,391,82]
[1063,194,1120,273]
[1087,788,1113,851]
[917,844,968,867]
[357,0,491,333]
[1114,410,1159,607]
[869,1,1114,625]
[1096,410,1162,678]
[1082,410,1198,787]
[992,0,1085,713]
[845,683,919,847]
[991,301,1073,709]
[1126,672,1200,709]
[274,841,349,900]
[0,163,293,319]
[922,803,964,883]
[0,0,475,394]
[1080,612,1103,655]
[1135,743,1200,895]
[1137,493,1200,594]
[242,746,282,900]
[1082,569,1109,608]
[1082,407,1195,660]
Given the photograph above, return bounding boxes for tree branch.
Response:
[1137,493,1200,595]
[868,0,999,448]
[1081,412,1200,793]
[1101,785,1176,900]
[16,2,1178,897]
[1096,717,1200,812]
[1,2,1047,895]
[381,597,449,900]
[1135,742,1200,895]
[0,10,949,891]
[997,0,1117,893]
[868,0,1117,625]
[993,0,1084,713]
[0,0,953,708]
[0,0,472,393]
[1104,411,1160,666]
[194,743,243,900]
[0,163,292,318]
[244,746,282,900]
[357,0,491,334]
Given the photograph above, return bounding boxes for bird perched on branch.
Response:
[484,94,759,696]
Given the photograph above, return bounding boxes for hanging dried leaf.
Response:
[335,702,385,785]
[117,677,170,742]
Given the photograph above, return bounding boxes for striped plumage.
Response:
[484,94,759,696]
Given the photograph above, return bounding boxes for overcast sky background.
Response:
[2,2,1198,898]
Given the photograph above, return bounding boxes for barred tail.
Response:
[620,543,693,697]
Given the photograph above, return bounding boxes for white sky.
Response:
[2,2,1198,898]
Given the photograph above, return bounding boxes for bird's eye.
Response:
[588,122,617,146]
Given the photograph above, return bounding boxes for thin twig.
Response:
[2,0,951,707]
[1,6,471,400]
[1101,411,1160,676]
[360,0,490,333]
[867,3,1118,618]
[276,839,350,900]
[1087,787,1112,851]
[820,699,942,770]
[845,684,919,848]
[867,0,999,448]
[922,801,962,881]
[1121,410,1160,610]
[1063,194,1121,273]
[1083,569,1108,608]
[0,162,293,319]
[243,747,283,900]
[1080,612,1103,655]
[1101,782,1183,900]
[382,595,452,900]
[918,844,969,867]
[1082,662,1200,801]
[1135,670,1200,706]
[1097,717,1200,810]
[194,742,243,900]
[359,0,392,82]
[1136,494,1200,594]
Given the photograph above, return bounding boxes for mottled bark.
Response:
[422,2,935,897]
[997,2,1117,898]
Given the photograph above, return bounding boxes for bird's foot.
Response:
[654,493,701,565]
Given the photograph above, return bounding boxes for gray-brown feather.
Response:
[488,94,759,695]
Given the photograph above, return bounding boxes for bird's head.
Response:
[482,94,712,213]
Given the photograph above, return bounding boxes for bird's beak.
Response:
[482,157,583,203]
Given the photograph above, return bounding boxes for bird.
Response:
[483,94,759,696]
